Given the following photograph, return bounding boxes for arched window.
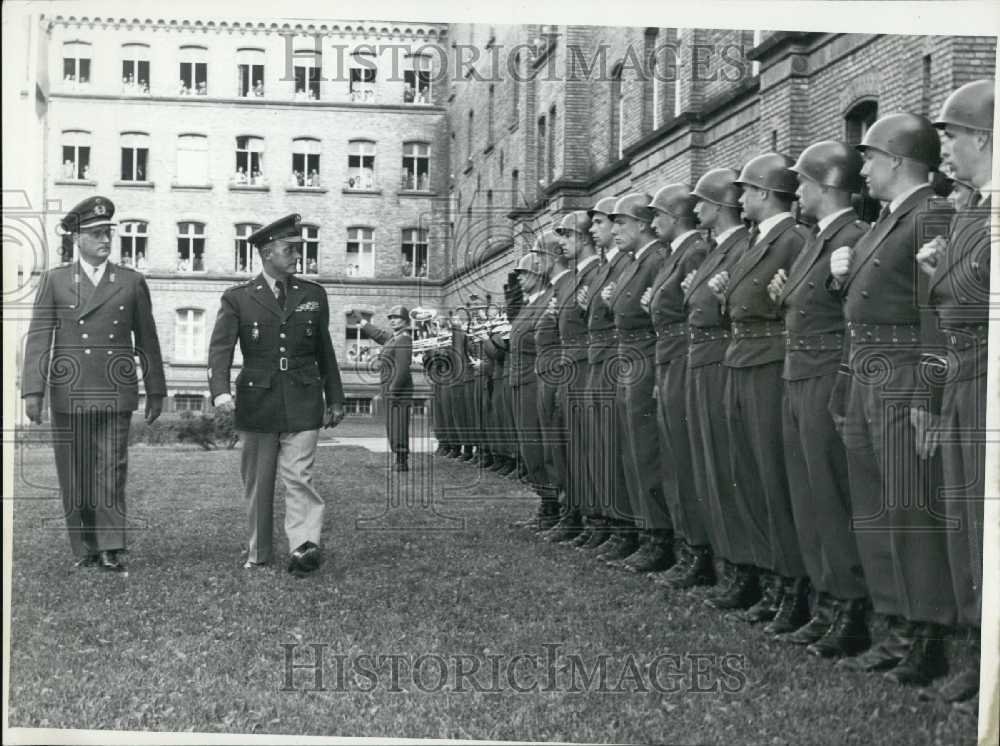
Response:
[176,134,208,185]
[119,220,148,269]
[298,224,320,275]
[346,226,374,277]
[349,49,376,102]
[236,48,265,98]
[294,49,322,100]
[120,132,150,182]
[121,43,150,93]
[60,130,91,180]
[402,142,430,191]
[845,99,878,145]
[179,45,208,95]
[234,136,265,183]
[62,41,92,85]
[291,138,321,187]
[347,140,376,190]
[176,222,206,272]
[234,223,261,273]
[401,228,428,277]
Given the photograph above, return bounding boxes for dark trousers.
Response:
[50,408,131,557]
[655,356,707,546]
[385,396,411,454]
[842,356,955,626]
[725,362,804,577]
[783,373,867,600]
[621,353,670,531]
[584,357,630,521]
[939,373,985,627]
[490,378,516,459]
[436,382,456,448]
[560,358,590,512]
[512,381,553,495]
[537,378,567,493]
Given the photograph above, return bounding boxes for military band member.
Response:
[828,114,956,684]
[769,142,871,653]
[355,306,414,471]
[604,193,674,572]
[919,80,993,708]
[642,184,710,587]
[22,195,166,572]
[208,214,346,576]
[484,275,520,477]
[710,154,812,626]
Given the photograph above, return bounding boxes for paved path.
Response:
[318,437,439,453]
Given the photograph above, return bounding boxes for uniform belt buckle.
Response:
[279,356,289,371]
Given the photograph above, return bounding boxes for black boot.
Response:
[829,611,903,667]
[705,565,760,610]
[810,598,871,659]
[623,531,674,573]
[705,560,737,599]
[496,458,516,476]
[542,510,582,543]
[742,571,782,623]
[765,577,811,635]
[884,622,948,686]
[781,592,837,646]
[579,519,612,550]
[598,531,640,563]
[670,545,716,589]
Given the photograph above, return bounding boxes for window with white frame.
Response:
[401,142,430,191]
[343,396,373,414]
[120,132,149,182]
[234,136,265,184]
[176,222,206,272]
[297,225,320,275]
[400,228,428,277]
[403,54,432,103]
[347,140,376,190]
[176,134,208,185]
[179,46,208,95]
[63,41,92,85]
[121,43,150,94]
[291,138,321,187]
[294,51,321,100]
[234,223,261,273]
[344,321,376,364]
[346,226,374,277]
[237,48,265,97]
[174,308,206,362]
[61,130,91,180]
[349,54,377,102]
[119,220,148,269]
[173,394,206,412]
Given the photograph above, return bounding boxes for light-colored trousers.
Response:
[239,429,324,563]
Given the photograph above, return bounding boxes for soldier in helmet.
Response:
[766,141,871,655]
[642,184,710,588]
[355,305,415,471]
[603,193,674,573]
[828,113,956,686]
[22,195,166,572]
[916,79,993,709]
[684,169,751,603]
[707,153,812,625]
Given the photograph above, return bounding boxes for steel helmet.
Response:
[934,79,995,133]
[387,305,410,319]
[587,195,619,218]
[790,141,864,192]
[556,210,592,235]
[734,153,798,195]
[691,168,742,208]
[532,228,564,257]
[857,112,940,168]
[609,192,655,224]
[515,251,546,275]
[649,183,698,219]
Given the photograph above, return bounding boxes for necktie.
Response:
[276,279,287,309]
[878,205,891,224]
[747,226,760,247]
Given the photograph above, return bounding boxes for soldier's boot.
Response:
[624,530,675,573]
[447,446,462,458]
[579,519,612,550]
[884,623,948,686]
[808,598,870,658]
[605,531,649,567]
[670,545,716,589]
[568,517,597,547]
[781,592,837,645]
[598,530,640,563]
[653,541,691,586]
[544,510,583,543]
[765,577,811,635]
[832,613,906,668]
[704,560,736,599]
[929,661,980,703]
[495,457,515,476]
[705,565,760,610]
[742,571,783,623]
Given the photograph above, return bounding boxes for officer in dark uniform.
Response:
[643,184,710,587]
[683,170,752,606]
[708,154,812,625]
[605,193,674,573]
[767,142,871,652]
[919,80,993,708]
[22,195,166,572]
[355,305,414,471]
[828,113,955,685]
[484,279,519,477]
[208,214,346,576]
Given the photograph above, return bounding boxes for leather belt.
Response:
[689,326,730,344]
[784,331,844,352]
[655,321,688,339]
[243,354,315,372]
[588,329,618,345]
[732,320,785,339]
[617,328,657,343]
[847,322,920,345]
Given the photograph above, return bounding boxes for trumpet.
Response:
[468,311,511,341]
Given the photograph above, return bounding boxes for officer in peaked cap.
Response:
[208,213,346,577]
[355,304,414,471]
[22,194,166,572]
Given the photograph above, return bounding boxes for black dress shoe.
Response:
[705,566,760,610]
[809,599,871,658]
[98,550,125,572]
[580,525,612,550]
[288,541,321,576]
[742,573,782,623]
[543,512,583,543]
[884,623,947,686]
[780,592,837,645]
[73,553,100,569]
[598,532,639,562]
[670,546,716,589]
[765,578,811,635]
[624,537,675,573]
[834,617,909,670]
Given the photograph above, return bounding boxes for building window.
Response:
[346,226,374,277]
[537,115,547,187]
[60,130,91,180]
[511,169,520,208]
[174,394,206,413]
[347,140,376,190]
[234,136,265,185]
[119,220,148,269]
[298,225,320,275]
[610,63,624,160]
[179,46,208,95]
[349,54,376,102]
[121,43,150,94]
[403,54,431,103]
[237,48,265,97]
[343,397,373,415]
[291,138,321,187]
[845,100,878,145]
[294,51,321,100]
[547,105,557,184]
[62,41,91,85]
[176,134,208,185]
[487,84,495,145]
[401,142,430,191]
[176,222,206,272]
[120,132,149,182]
[401,228,428,277]
[234,223,261,273]
[174,308,206,362]
[345,315,377,365]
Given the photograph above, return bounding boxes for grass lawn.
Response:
[6,443,979,745]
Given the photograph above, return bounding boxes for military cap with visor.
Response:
[248,213,304,248]
[59,195,116,234]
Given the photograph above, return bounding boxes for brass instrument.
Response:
[409,307,452,355]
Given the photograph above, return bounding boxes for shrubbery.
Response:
[17,409,240,450]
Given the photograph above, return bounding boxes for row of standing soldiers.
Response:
[423,79,992,712]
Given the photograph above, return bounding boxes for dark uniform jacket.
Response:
[929,195,991,381]
[684,226,749,368]
[363,324,414,396]
[585,251,632,364]
[208,274,344,432]
[649,232,709,365]
[725,216,811,368]
[608,240,670,360]
[509,292,550,386]
[535,270,575,378]
[558,257,603,363]
[778,210,868,381]
[22,261,166,413]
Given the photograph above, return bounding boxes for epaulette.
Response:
[294,275,323,288]
[225,279,255,293]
